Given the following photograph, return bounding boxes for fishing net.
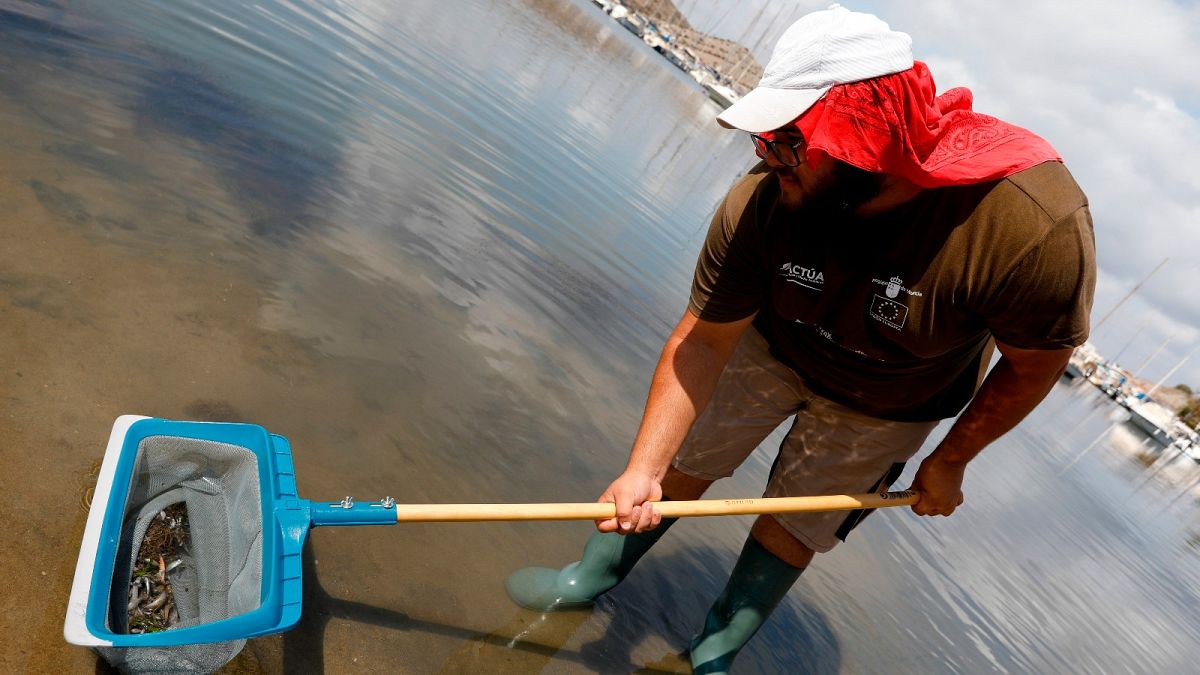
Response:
[96,435,263,674]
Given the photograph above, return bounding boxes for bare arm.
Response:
[596,310,755,533]
[911,341,1072,516]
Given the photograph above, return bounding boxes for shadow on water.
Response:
[132,62,340,244]
[0,4,77,61]
[586,545,842,675]
[280,539,842,674]
[0,3,89,124]
[1,2,342,245]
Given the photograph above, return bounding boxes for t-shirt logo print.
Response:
[778,262,824,292]
[885,275,903,298]
[870,276,909,330]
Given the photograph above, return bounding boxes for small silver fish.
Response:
[146,591,168,611]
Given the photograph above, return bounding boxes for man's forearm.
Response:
[624,333,731,479]
[595,312,753,533]
[911,345,1069,516]
[931,348,1069,465]
[620,312,755,481]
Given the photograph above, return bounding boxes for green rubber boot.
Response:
[689,534,805,674]
[505,518,677,611]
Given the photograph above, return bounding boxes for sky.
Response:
[673,0,1200,388]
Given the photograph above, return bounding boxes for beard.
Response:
[775,160,886,216]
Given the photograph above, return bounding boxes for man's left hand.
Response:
[910,454,966,517]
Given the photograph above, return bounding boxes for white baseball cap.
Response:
[717,4,913,133]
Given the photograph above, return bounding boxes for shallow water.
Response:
[2,0,1198,672]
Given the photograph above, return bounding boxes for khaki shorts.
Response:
[672,328,938,553]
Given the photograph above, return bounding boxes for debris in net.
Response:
[127,502,189,632]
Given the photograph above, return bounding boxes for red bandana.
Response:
[789,61,1061,188]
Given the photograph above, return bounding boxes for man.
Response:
[507,5,1095,672]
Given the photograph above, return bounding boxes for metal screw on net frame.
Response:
[380,496,395,509]
[339,496,354,509]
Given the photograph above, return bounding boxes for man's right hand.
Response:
[596,470,663,534]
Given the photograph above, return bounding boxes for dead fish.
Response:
[127,588,142,612]
[146,591,168,611]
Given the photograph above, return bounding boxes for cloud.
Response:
[858,0,1200,384]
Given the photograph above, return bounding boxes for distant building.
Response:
[619,0,763,94]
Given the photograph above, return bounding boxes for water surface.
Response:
[2,0,1198,672]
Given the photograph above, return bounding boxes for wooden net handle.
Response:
[392,490,919,522]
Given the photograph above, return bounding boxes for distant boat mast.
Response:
[1133,327,1181,374]
[1092,257,1168,333]
[1144,342,1200,398]
[1110,324,1147,364]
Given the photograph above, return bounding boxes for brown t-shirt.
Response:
[689,160,1096,421]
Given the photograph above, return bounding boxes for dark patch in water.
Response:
[28,179,90,223]
[182,399,245,423]
[28,178,142,236]
[96,215,140,232]
[0,268,94,325]
[0,5,82,59]
[3,6,341,245]
[11,286,77,322]
[134,64,340,244]
[0,269,28,291]
[3,0,67,11]
[11,293,61,319]
[137,67,248,145]
[42,141,142,182]
[595,547,844,674]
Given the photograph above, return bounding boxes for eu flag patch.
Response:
[869,295,908,330]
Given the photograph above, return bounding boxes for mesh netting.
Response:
[96,435,264,674]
